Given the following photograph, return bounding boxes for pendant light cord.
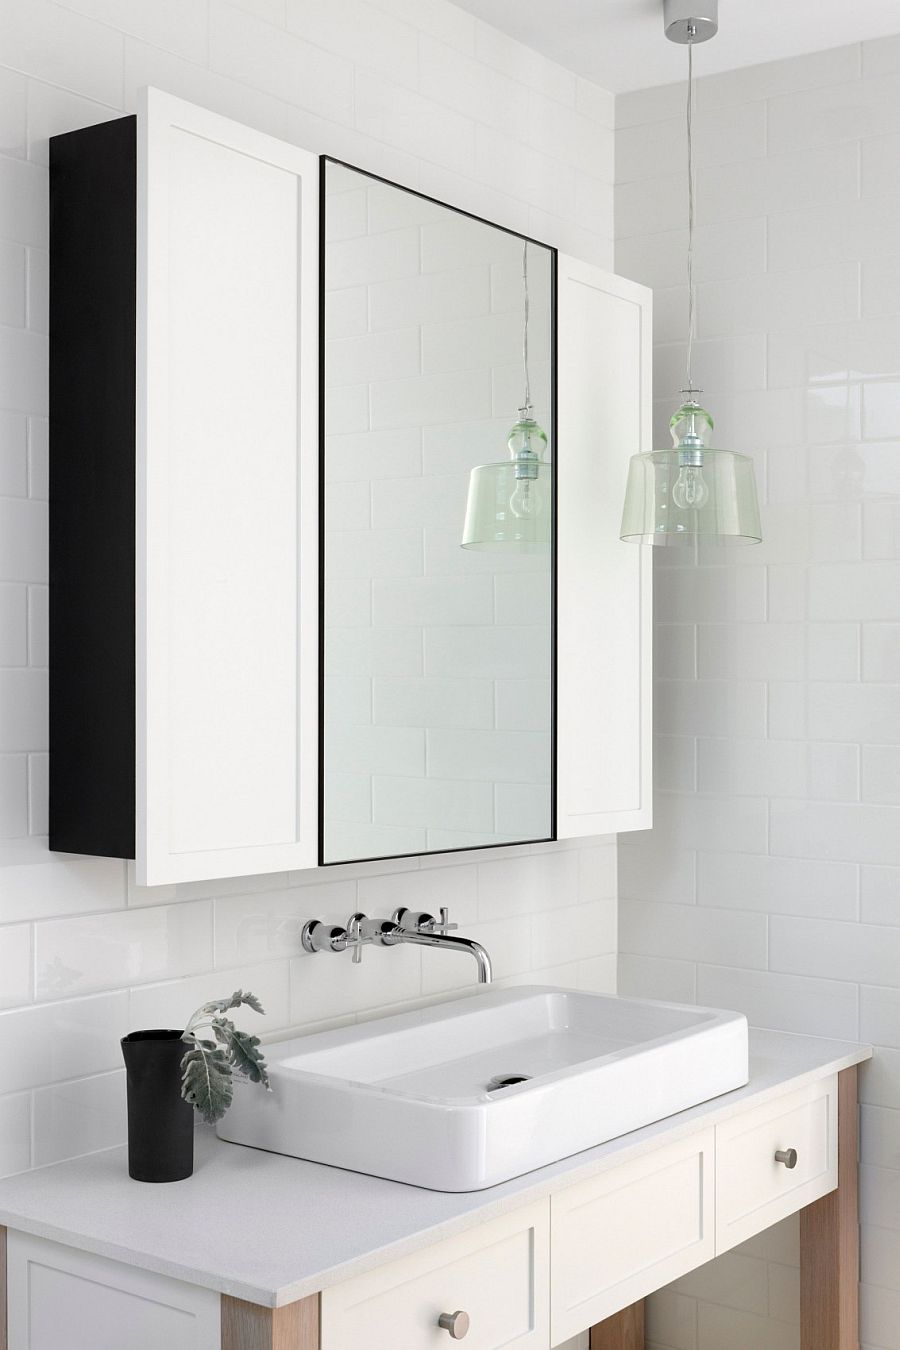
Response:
[685,35,696,394]
[522,239,532,412]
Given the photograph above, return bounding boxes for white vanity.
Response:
[0,1030,869,1350]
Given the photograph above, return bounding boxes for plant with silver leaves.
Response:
[180,990,270,1124]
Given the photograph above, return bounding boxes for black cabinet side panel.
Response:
[49,116,137,859]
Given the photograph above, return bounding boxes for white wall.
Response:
[323,162,554,859]
[616,38,900,1350]
[0,0,616,1181]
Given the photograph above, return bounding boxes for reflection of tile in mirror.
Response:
[323,162,554,863]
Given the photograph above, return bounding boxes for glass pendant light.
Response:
[461,241,551,551]
[620,0,762,547]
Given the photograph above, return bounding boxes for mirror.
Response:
[321,160,555,863]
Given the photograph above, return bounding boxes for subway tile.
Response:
[861,983,900,1048]
[124,38,290,142]
[864,34,900,76]
[325,626,422,677]
[326,527,422,581]
[374,774,494,832]
[769,73,900,153]
[773,682,900,743]
[618,951,697,1004]
[210,0,353,121]
[0,857,125,923]
[215,880,356,966]
[699,143,859,226]
[371,371,492,432]
[428,727,550,784]
[55,0,207,61]
[0,0,124,105]
[861,862,900,927]
[532,900,615,968]
[0,411,27,497]
[0,498,47,582]
[358,863,478,927]
[863,746,900,804]
[700,45,861,109]
[357,71,475,177]
[617,102,765,185]
[769,197,900,273]
[618,219,766,290]
[861,1283,900,1349]
[129,960,292,1035]
[675,1250,769,1316]
[370,267,491,333]
[475,126,576,219]
[477,848,580,920]
[26,750,47,835]
[0,68,26,160]
[861,1047,900,1110]
[325,723,424,777]
[861,1163,900,1233]
[618,829,696,905]
[697,264,859,339]
[0,755,27,840]
[697,965,858,1040]
[654,566,767,623]
[654,735,697,794]
[325,428,422,483]
[697,852,857,920]
[620,900,768,970]
[0,922,30,1007]
[287,0,418,86]
[774,797,900,867]
[0,324,47,415]
[32,1069,126,1167]
[495,679,552,732]
[35,902,213,1000]
[373,575,493,626]
[655,625,697,680]
[327,327,419,386]
[0,992,128,1093]
[0,670,46,753]
[473,21,575,106]
[290,940,421,1023]
[861,1221,900,1294]
[698,1302,798,1350]
[0,585,26,665]
[655,679,767,739]
[324,284,367,338]
[418,36,521,139]
[697,738,858,801]
[494,782,551,839]
[425,625,550,680]
[771,913,900,983]
[373,676,494,730]
[0,1092,30,1177]
[325,771,372,823]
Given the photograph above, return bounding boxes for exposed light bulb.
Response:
[672,462,709,509]
[509,477,542,519]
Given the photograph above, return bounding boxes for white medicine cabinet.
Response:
[49,89,651,886]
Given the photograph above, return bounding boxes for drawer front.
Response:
[320,1201,549,1350]
[550,1128,715,1344]
[7,1231,220,1350]
[716,1075,838,1254]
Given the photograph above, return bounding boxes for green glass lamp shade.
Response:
[461,411,552,552]
[620,397,761,546]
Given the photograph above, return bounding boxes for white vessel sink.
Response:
[218,986,749,1191]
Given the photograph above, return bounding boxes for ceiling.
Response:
[451,0,900,93]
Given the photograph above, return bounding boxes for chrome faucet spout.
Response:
[384,930,493,984]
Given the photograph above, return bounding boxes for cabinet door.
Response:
[136,89,319,885]
[7,1232,220,1350]
[556,257,652,838]
[550,1129,714,1343]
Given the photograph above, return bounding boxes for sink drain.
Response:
[486,1073,531,1092]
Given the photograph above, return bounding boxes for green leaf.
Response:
[180,1040,233,1124]
[213,1021,270,1089]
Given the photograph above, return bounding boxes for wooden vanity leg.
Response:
[800,1066,859,1350]
[221,1292,319,1350]
[589,1300,645,1350]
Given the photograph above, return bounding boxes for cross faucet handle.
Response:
[435,907,458,934]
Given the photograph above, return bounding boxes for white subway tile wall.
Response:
[618,37,900,1350]
[0,3,616,1290]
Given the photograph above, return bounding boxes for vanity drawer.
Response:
[320,1200,549,1350]
[716,1074,838,1254]
[550,1128,715,1344]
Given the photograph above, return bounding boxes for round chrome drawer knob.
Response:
[438,1310,470,1339]
[775,1147,798,1169]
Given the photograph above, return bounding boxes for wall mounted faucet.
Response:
[300,908,493,985]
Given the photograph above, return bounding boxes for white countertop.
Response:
[0,1029,871,1308]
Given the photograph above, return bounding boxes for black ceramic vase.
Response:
[121,1029,194,1182]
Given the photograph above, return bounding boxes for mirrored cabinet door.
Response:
[321,160,556,864]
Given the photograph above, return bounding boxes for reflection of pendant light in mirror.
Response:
[620,0,762,547]
[461,241,551,551]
